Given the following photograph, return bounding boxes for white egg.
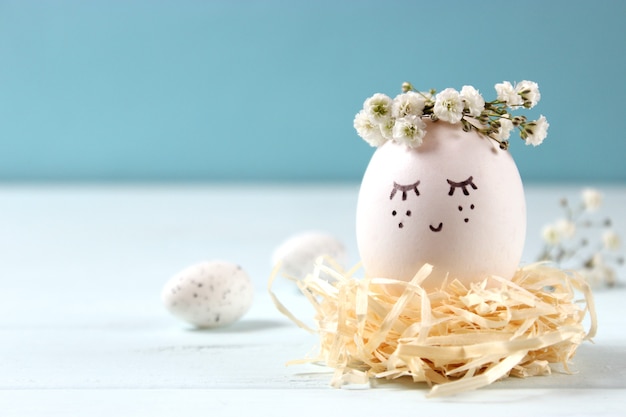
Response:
[162,260,254,328]
[356,121,526,289]
[272,231,346,280]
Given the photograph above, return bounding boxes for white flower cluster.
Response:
[354,81,549,150]
[538,188,623,287]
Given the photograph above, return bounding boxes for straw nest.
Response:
[270,260,596,397]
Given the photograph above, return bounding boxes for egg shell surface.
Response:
[162,260,254,328]
[356,121,526,289]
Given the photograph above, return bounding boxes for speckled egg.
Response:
[162,260,254,328]
[356,120,526,289]
[272,231,346,280]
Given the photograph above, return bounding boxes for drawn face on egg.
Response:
[356,121,526,289]
[389,176,478,233]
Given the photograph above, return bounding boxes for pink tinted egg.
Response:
[356,121,526,289]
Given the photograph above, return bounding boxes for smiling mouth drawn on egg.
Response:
[429,222,443,232]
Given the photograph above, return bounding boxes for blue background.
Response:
[1,0,625,183]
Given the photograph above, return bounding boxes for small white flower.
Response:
[460,85,485,117]
[495,81,523,107]
[555,218,576,239]
[363,93,393,124]
[379,118,395,141]
[493,116,514,141]
[580,255,605,287]
[392,115,427,148]
[353,110,386,147]
[516,80,541,108]
[584,253,617,287]
[524,115,549,146]
[591,253,605,268]
[602,230,620,250]
[391,91,426,119]
[542,218,575,245]
[434,88,463,124]
[401,82,413,93]
[581,188,603,211]
[541,224,561,245]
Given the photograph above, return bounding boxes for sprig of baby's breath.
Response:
[537,188,623,287]
[354,80,549,150]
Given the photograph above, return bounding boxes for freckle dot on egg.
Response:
[464,218,469,223]
[392,210,397,216]
[471,204,475,209]
[458,206,463,211]
[406,210,411,216]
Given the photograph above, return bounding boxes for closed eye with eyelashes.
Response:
[389,180,420,200]
[447,176,478,196]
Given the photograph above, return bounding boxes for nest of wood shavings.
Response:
[269,260,597,397]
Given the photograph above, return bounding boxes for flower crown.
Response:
[353,81,549,150]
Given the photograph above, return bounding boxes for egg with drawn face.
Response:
[356,120,526,289]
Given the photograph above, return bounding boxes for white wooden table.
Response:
[1,183,625,416]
